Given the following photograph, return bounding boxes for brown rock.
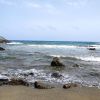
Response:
[51,57,65,67]
[34,81,54,89]
[8,79,29,86]
[63,83,78,89]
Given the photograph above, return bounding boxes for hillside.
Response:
[0,36,9,43]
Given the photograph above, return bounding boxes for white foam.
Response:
[0,74,9,79]
[51,55,66,58]
[7,42,23,45]
[28,44,77,49]
[78,56,100,62]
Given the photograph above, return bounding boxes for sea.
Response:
[0,40,100,88]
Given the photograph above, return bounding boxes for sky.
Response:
[0,0,100,41]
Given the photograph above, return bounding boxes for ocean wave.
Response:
[78,56,100,62]
[50,55,100,62]
[7,42,23,45]
[28,44,78,49]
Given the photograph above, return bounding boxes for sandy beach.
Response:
[0,86,100,100]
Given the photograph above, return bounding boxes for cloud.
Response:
[64,0,89,7]
[0,0,16,6]
[24,1,41,8]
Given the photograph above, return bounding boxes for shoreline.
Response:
[0,86,100,100]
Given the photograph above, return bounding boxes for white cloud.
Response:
[0,0,16,6]
[64,0,89,7]
[25,2,41,8]
[45,4,55,9]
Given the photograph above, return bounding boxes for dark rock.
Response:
[0,47,5,51]
[8,79,29,86]
[51,57,65,67]
[88,47,96,50]
[51,72,62,78]
[0,78,9,85]
[34,81,54,89]
[63,83,78,89]
[22,72,34,77]
[72,64,80,68]
[28,72,34,76]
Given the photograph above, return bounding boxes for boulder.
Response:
[0,47,5,51]
[51,57,65,67]
[51,72,62,78]
[8,79,29,86]
[34,81,54,89]
[63,83,78,89]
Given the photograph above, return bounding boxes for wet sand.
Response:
[0,86,100,100]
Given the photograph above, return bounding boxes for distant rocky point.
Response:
[0,36,9,43]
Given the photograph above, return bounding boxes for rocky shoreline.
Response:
[0,57,82,89]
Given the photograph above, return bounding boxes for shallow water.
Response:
[0,41,100,88]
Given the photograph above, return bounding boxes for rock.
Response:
[28,72,34,76]
[22,72,34,77]
[0,75,9,85]
[63,83,78,89]
[51,72,62,78]
[0,78,9,85]
[34,81,54,89]
[8,79,29,86]
[88,46,96,51]
[51,57,65,67]
[88,48,96,50]
[0,36,9,43]
[0,47,5,51]
[72,64,80,68]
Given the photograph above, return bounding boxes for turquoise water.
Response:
[11,40,99,46]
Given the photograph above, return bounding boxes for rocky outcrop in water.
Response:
[34,81,54,89]
[0,47,5,51]
[51,57,65,67]
[0,36,9,43]
[88,48,96,50]
[63,83,78,89]
[88,46,96,51]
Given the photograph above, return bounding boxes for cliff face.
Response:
[0,36,9,43]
